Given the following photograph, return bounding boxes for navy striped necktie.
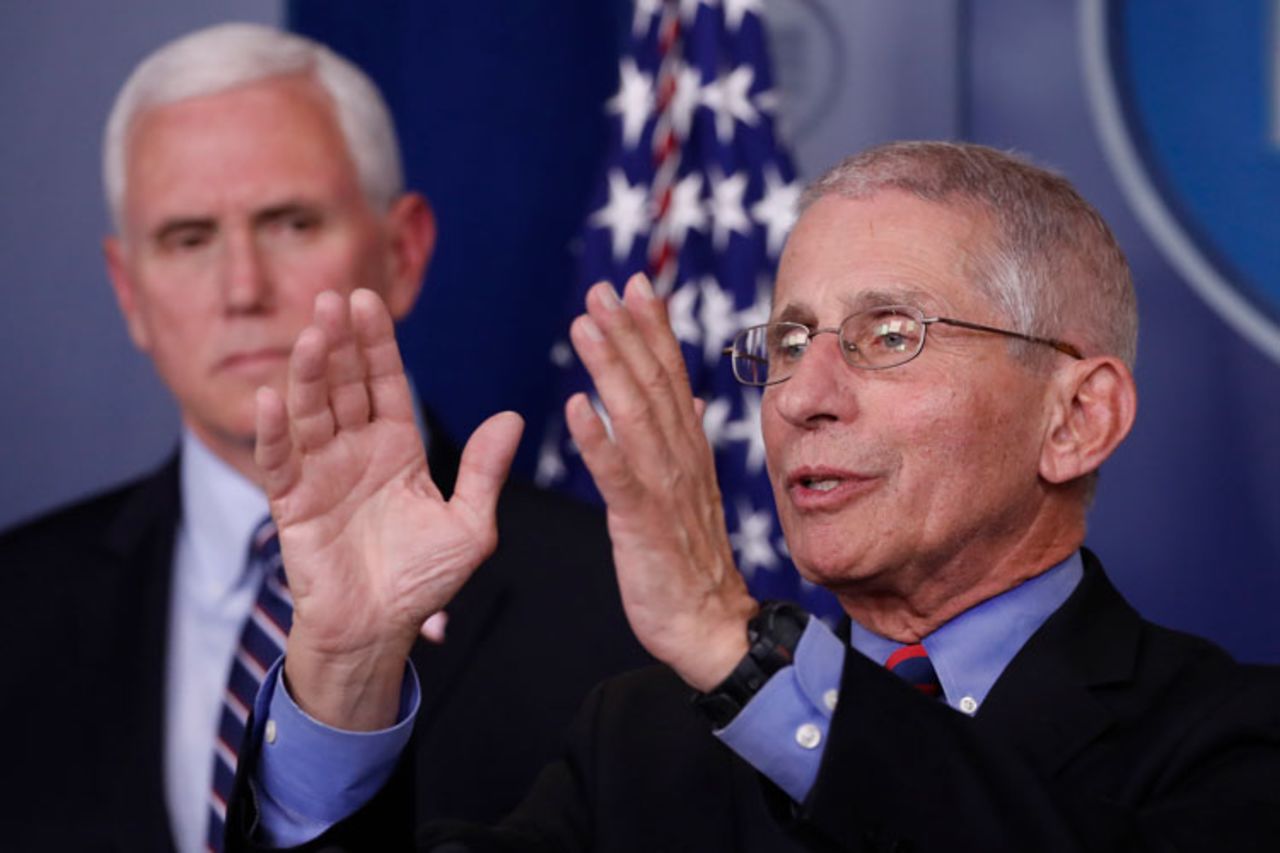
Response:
[206,516,293,852]
[885,643,942,699]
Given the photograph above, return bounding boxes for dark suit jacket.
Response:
[0,422,648,852]
[227,551,1280,852]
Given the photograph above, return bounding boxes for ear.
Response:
[379,192,435,322]
[103,236,152,352]
[1039,356,1137,485]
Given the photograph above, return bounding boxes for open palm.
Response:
[255,290,522,724]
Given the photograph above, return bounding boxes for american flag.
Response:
[536,0,840,623]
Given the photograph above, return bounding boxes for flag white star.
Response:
[590,169,650,262]
[724,389,766,472]
[730,504,779,577]
[701,395,732,447]
[669,63,703,138]
[534,432,566,487]
[754,87,780,116]
[721,0,763,30]
[751,166,801,257]
[549,339,574,368]
[699,276,739,363]
[631,0,662,36]
[668,280,701,346]
[607,58,654,148]
[700,65,758,144]
[664,172,707,248]
[679,0,711,22]
[737,276,773,328]
[707,170,752,250]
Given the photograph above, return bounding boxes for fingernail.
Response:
[598,282,622,311]
[628,274,654,300]
[576,315,604,342]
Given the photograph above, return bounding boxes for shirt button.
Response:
[959,696,979,715]
[795,722,822,749]
[265,719,278,745]
[823,689,839,711]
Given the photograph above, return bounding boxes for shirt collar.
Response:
[848,552,1084,715]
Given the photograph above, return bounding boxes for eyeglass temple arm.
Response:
[929,317,1083,359]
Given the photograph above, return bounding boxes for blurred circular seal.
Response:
[1082,0,1280,363]
[764,0,845,145]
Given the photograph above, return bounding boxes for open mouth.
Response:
[801,476,842,492]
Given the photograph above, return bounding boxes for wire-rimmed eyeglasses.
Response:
[724,304,1083,387]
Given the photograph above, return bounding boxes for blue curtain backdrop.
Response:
[289,0,629,477]
[288,0,1280,663]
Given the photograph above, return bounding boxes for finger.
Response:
[621,273,698,418]
[287,314,337,453]
[564,391,645,514]
[451,410,524,527]
[693,397,708,421]
[350,289,415,425]
[583,281,693,449]
[255,385,299,501]
[568,309,670,467]
[419,611,448,645]
[318,291,371,431]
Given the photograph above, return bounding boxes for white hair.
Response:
[802,141,1138,368]
[103,22,403,230]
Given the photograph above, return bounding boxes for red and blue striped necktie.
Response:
[206,517,293,852]
[885,643,942,700]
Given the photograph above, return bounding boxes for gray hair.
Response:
[103,22,403,231]
[801,141,1138,368]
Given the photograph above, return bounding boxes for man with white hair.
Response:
[0,23,644,853]
[225,142,1280,851]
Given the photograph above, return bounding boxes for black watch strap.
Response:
[692,601,811,728]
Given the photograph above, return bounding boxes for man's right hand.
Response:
[255,289,522,730]
[565,275,758,693]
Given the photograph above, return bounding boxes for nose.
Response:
[767,331,857,428]
[222,227,272,313]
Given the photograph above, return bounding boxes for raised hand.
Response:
[255,289,523,728]
[565,274,757,692]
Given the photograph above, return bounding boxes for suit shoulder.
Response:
[492,479,614,574]
[499,478,610,529]
[0,460,178,566]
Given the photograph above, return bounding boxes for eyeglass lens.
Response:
[733,307,927,385]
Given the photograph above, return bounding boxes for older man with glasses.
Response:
[224,142,1280,852]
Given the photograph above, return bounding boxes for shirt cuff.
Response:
[252,655,421,847]
[715,617,845,802]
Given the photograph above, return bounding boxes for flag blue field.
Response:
[534,0,841,622]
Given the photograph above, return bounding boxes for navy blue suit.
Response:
[0,416,648,852]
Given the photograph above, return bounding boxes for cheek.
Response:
[276,236,386,301]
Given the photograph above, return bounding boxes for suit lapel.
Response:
[90,455,183,852]
[973,550,1141,778]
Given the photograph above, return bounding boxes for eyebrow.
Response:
[252,201,323,228]
[151,217,215,246]
[147,199,325,244]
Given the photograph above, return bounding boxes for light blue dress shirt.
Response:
[252,552,1083,844]
[165,385,432,852]
[718,553,1083,801]
[167,430,270,853]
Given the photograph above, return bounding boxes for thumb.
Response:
[451,411,525,522]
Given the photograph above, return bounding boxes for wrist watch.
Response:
[693,600,811,728]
